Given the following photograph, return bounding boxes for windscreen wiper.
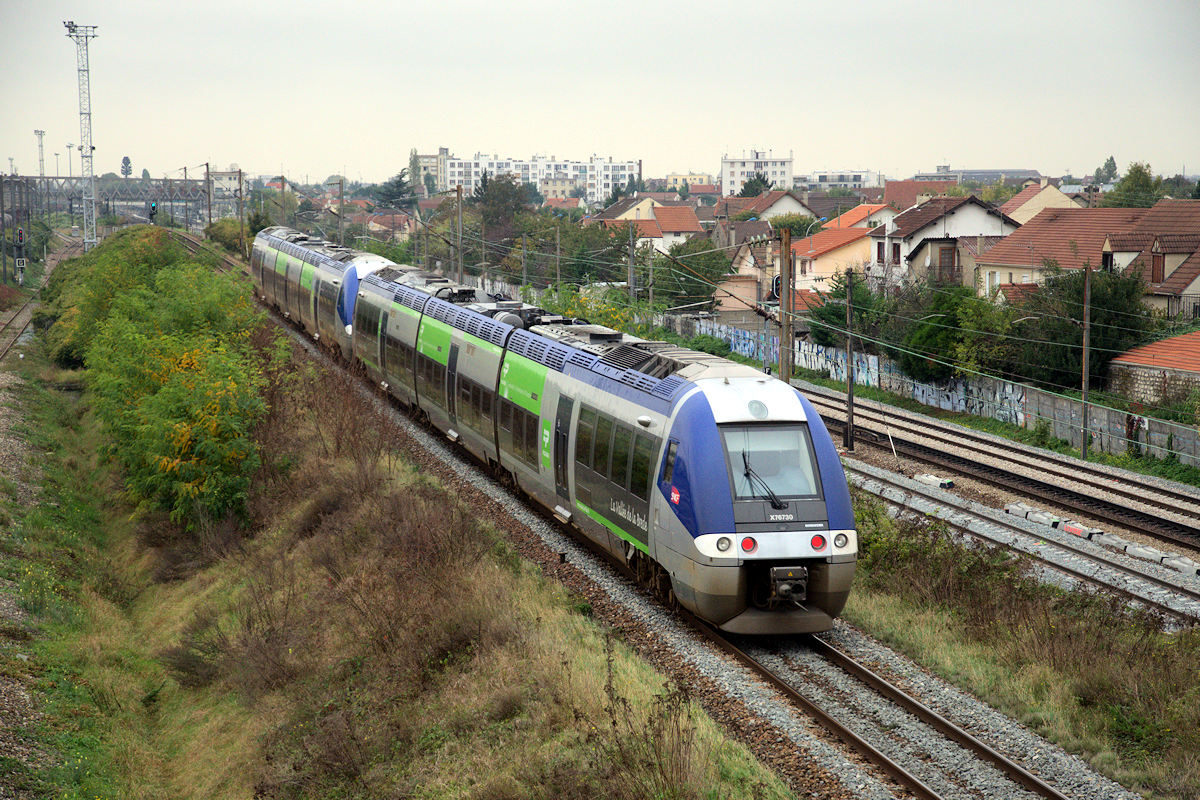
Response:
[742,450,787,510]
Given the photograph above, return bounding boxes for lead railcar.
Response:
[251,226,857,634]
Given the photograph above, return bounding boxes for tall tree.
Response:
[373,169,416,208]
[1100,162,1163,208]
[1096,155,1119,183]
[423,172,436,197]
[739,172,772,197]
[408,148,421,195]
[120,156,132,178]
[768,213,824,239]
[141,168,151,179]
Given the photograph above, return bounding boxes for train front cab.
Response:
[651,380,857,635]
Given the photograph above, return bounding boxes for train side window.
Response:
[576,408,596,468]
[593,416,613,478]
[500,398,513,433]
[662,440,678,484]
[522,408,540,466]
[610,426,632,489]
[631,433,657,501]
[480,387,494,426]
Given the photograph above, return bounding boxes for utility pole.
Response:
[779,229,792,380]
[480,220,487,291]
[844,268,855,451]
[182,166,188,233]
[34,130,45,220]
[628,222,636,302]
[456,184,463,283]
[338,177,345,247]
[237,169,245,257]
[648,248,654,308]
[205,162,212,228]
[64,21,99,251]
[1,178,7,283]
[1081,263,1092,460]
[555,226,561,286]
[521,234,527,287]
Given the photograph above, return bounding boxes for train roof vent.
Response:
[567,351,598,369]
[397,287,428,312]
[544,346,567,371]
[599,344,655,372]
[651,374,687,400]
[619,371,662,393]
[477,318,510,347]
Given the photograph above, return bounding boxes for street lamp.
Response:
[66,144,73,178]
[54,152,60,175]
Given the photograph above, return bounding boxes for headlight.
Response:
[834,533,849,548]
[716,536,732,552]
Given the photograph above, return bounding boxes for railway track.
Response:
[844,459,1200,625]
[0,233,82,362]
[802,382,1200,550]
[684,614,1072,800]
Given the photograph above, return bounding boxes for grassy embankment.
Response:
[2,226,791,799]
[535,290,1200,798]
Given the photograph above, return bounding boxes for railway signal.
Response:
[149,201,157,222]
[15,228,24,249]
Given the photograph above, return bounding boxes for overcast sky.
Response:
[2,0,1198,185]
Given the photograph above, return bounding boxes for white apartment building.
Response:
[793,169,883,191]
[720,150,793,195]
[438,152,641,205]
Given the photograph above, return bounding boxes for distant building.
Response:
[720,149,793,196]
[792,169,883,191]
[999,181,1077,224]
[666,172,715,190]
[425,150,640,205]
[913,164,1042,184]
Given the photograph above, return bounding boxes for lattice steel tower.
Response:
[64,21,98,250]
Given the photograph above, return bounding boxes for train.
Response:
[250,226,856,634]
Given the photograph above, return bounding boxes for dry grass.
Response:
[849,491,1200,799]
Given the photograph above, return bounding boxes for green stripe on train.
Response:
[498,353,546,415]
[416,316,452,365]
[575,501,649,554]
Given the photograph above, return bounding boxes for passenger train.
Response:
[251,226,856,634]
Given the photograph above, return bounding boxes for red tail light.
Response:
[811,534,827,550]
[740,537,757,553]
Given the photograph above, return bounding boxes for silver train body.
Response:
[251,226,857,634]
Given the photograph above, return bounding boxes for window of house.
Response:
[891,243,900,264]
[1152,252,1165,283]
[877,242,884,263]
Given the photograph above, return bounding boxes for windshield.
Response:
[720,424,820,501]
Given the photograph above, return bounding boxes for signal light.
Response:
[740,537,756,553]
[15,228,24,247]
[811,534,827,550]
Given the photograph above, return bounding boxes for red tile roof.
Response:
[793,288,824,311]
[884,179,957,210]
[792,227,871,259]
[996,282,1040,303]
[689,183,720,194]
[1130,199,1200,235]
[869,196,1012,240]
[1107,232,1154,252]
[601,218,662,239]
[543,197,582,210]
[653,205,703,234]
[1111,330,1200,373]
[1000,184,1043,215]
[957,235,1004,257]
[744,190,794,215]
[824,203,892,229]
[1154,251,1200,295]
[979,207,1147,270]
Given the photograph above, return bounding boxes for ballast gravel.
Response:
[286,332,1146,800]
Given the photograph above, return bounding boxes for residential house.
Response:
[973,207,1147,294]
[543,197,584,212]
[588,196,661,223]
[999,180,1077,224]
[882,179,957,211]
[1109,331,1200,404]
[994,282,1039,305]
[711,219,773,252]
[823,203,897,230]
[652,205,704,251]
[728,190,817,220]
[666,173,715,190]
[801,191,864,223]
[792,227,872,290]
[599,218,662,251]
[957,235,1004,286]
[868,196,1020,286]
[1107,200,1200,316]
[716,236,781,323]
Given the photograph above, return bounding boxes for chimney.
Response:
[976,235,984,257]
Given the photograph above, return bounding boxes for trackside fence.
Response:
[455,274,1200,467]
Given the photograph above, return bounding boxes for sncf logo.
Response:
[670,486,680,505]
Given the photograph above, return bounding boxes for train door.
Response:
[554,395,574,499]
[446,343,460,425]
[378,310,389,377]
